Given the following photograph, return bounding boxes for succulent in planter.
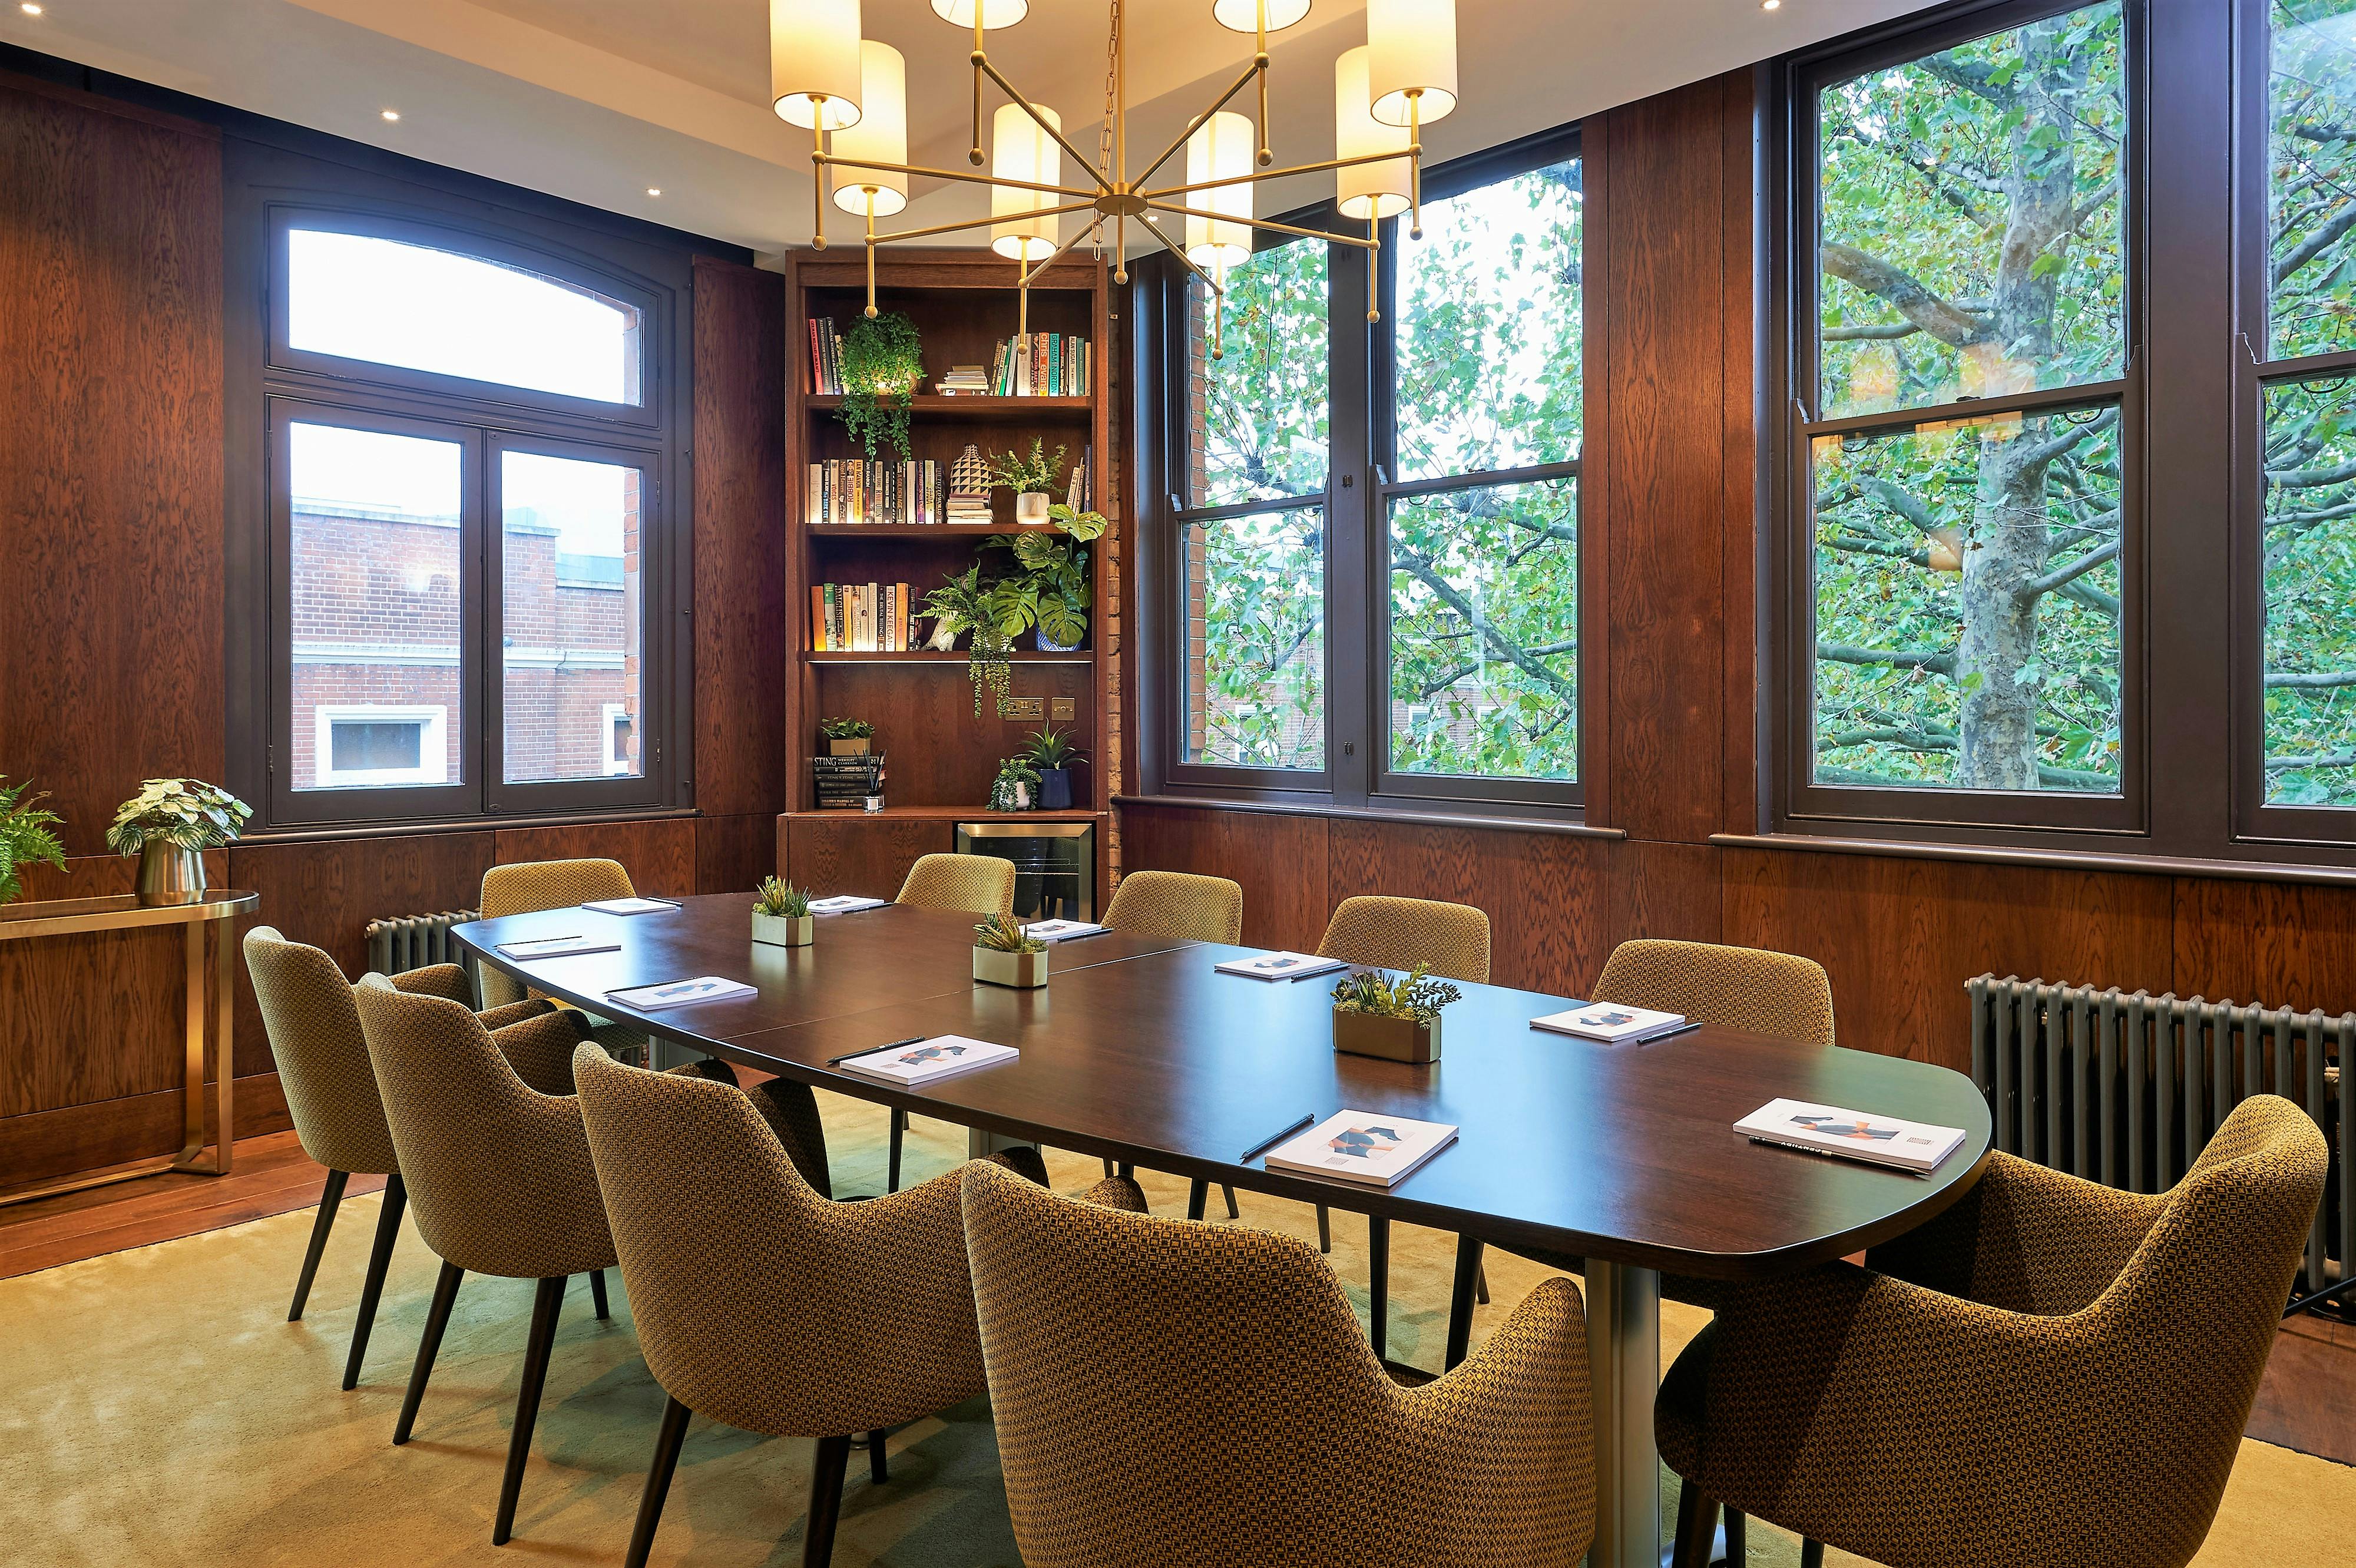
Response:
[835,310,924,461]
[752,876,816,947]
[1021,726,1084,811]
[988,438,1067,526]
[988,755,1041,812]
[820,716,875,755]
[1331,964,1464,1065]
[972,911,1048,988]
[0,777,66,907]
[107,778,252,907]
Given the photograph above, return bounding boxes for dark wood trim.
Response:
[1116,792,1624,839]
[1711,829,2356,888]
[0,62,219,138]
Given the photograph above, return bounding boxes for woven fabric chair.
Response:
[1103,869,1243,944]
[351,979,747,1546]
[1661,1096,2328,1568]
[960,1160,1594,1567]
[477,858,657,1061]
[243,925,557,1390]
[895,852,1016,916]
[571,1046,1146,1568]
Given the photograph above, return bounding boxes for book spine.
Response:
[1047,332,1061,396]
[810,584,827,651]
[896,581,909,650]
[808,320,823,395]
[866,582,879,651]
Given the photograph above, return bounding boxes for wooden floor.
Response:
[0,1130,367,1281]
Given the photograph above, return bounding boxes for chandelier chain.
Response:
[1090,0,1120,257]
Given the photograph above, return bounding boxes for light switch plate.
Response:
[1050,697,1077,721]
[998,696,1047,721]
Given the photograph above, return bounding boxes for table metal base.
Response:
[1587,1258,1662,1568]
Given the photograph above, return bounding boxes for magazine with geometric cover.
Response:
[1263,1110,1459,1188]
[1213,950,1351,982]
[808,894,890,915]
[1528,1001,1688,1043]
[604,975,757,1011]
[1020,918,1107,942]
[494,935,620,960]
[580,897,681,915]
[1733,1097,1966,1174]
[835,1034,1020,1086]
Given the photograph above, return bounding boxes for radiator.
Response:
[1967,975,2348,1308]
[365,909,479,977]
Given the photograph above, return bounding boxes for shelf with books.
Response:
[803,650,1091,665]
[806,395,1091,420]
[807,522,1041,537]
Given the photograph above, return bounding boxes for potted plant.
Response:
[820,716,875,756]
[1330,964,1464,1065]
[972,912,1048,988]
[751,877,816,947]
[0,778,65,908]
[988,756,1040,812]
[989,438,1067,527]
[836,310,924,462]
[985,507,1101,652]
[106,778,252,907]
[921,564,1025,716]
[1021,726,1083,811]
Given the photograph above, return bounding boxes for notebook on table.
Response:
[581,897,680,916]
[1530,1003,1689,1043]
[1020,919,1106,942]
[1264,1110,1459,1188]
[604,975,756,1011]
[1734,1098,1967,1174]
[835,1034,1018,1085]
[1215,950,1351,982]
[495,935,620,960]
[808,895,889,915]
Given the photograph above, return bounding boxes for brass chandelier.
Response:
[770,0,1461,343]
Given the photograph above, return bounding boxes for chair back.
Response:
[896,852,1015,916]
[1103,869,1243,944]
[960,1160,1593,1565]
[1594,938,1835,1045]
[572,1046,990,1436]
[1316,894,1491,984]
[477,858,636,1007]
[242,926,398,1176]
[351,978,614,1281]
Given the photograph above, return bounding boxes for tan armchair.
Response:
[960,1159,1595,1567]
[1103,869,1243,944]
[477,857,640,1008]
[1660,1095,2329,1568]
[243,925,558,1391]
[570,1045,1145,1568]
[881,852,1020,1189]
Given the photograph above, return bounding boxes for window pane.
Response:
[1815,2,2126,420]
[2263,376,2356,804]
[502,451,644,784]
[1810,403,2123,792]
[288,229,643,405]
[289,422,463,792]
[1394,157,1583,481]
[2271,1,2356,359]
[1182,242,1329,508]
[1387,478,1578,780]
[1181,507,1325,769]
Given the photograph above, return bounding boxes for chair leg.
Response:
[803,1433,853,1567]
[342,1173,406,1390]
[1725,1507,1746,1563]
[589,1268,611,1320]
[290,1169,348,1322]
[1800,1541,1825,1568]
[1101,1156,1115,1178]
[868,1427,889,1485]
[492,1275,567,1546]
[1186,1179,1209,1220]
[1476,1259,1490,1305]
[624,1395,693,1568]
[1222,1184,1239,1218]
[1444,1235,1483,1371]
[886,1108,906,1192]
[394,1260,464,1445]
[1316,1203,1332,1253]
[1672,1481,1720,1568]
[1368,1215,1390,1359]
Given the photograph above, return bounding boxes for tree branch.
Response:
[2267,671,2356,689]
[1821,243,1990,349]
[1389,542,1578,709]
[2274,201,2356,287]
[1824,322,1924,342]
[1818,642,1957,676]
[2023,536,2121,597]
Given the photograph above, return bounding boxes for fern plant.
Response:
[0,778,66,906]
[921,564,1024,715]
[835,310,923,461]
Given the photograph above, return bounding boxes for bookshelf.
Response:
[779,247,1115,897]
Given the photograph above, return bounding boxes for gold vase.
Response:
[135,841,206,907]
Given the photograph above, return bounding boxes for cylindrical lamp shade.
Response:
[829,41,909,217]
[1184,111,1255,269]
[1334,46,1411,220]
[991,103,1064,260]
[1367,0,1458,126]
[931,0,1028,26]
[1212,0,1312,32]
[771,0,863,129]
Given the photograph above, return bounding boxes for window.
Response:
[497,448,645,785]
[1146,134,1584,812]
[315,704,449,788]
[1785,0,2135,831]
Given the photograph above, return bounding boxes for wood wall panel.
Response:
[0,1072,290,1192]
[695,812,779,895]
[691,256,789,819]
[2170,876,2356,1016]
[1610,838,1723,952]
[0,78,223,856]
[813,663,1101,813]
[785,816,953,899]
[1117,805,1331,954]
[1325,819,1613,995]
[492,818,696,899]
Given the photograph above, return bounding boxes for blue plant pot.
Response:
[1037,768,1073,811]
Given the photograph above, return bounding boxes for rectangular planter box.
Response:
[972,945,1048,988]
[826,737,872,755]
[1333,1008,1441,1064]
[752,912,815,947]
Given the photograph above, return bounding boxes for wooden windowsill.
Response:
[1710,831,2356,888]
[1113,793,1624,841]
[782,807,1108,822]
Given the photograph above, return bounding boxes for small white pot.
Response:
[1014,491,1051,526]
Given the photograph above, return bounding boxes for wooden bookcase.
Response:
[777,247,1115,900]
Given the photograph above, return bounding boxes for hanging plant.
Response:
[920,564,1024,716]
[835,310,924,461]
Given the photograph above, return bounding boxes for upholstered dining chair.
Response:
[1660,1094,2327,1568]
[571,1046,1146,1568]
[881,852,1020,1189]
[1103,869,1243,944]
[351,978,739,1546]
[477,856,663,1067]
[961,1159,1596,1567]
[243,925,561,1390]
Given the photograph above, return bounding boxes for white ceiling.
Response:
[3,1,1943,263]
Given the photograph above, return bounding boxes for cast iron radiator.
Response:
[364,909,479,977]
[1966,975,2350,1314]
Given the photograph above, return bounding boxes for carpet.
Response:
[1,1092,2350,1566]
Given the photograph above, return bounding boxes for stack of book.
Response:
[1063,446,1094,513]
[809,459,945,526]
[946,485,993,524]
[987,332,1091,396]
[806,321,848,395]
[812,752,886,809]
[810,581,914,651]
[935,363,990,394]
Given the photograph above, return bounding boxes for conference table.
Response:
[454,892,1993,1568]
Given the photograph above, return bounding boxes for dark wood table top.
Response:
[456,899,1991,1279]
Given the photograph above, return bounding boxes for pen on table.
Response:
[1645,1021,1703,1043]
[1238,1112,1316,1164]
[1054,928,1112,942]
[828,1036,926,1066]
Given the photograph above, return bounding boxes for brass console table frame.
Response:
[0,890,257,1205]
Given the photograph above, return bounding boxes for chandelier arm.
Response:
[1019,220,1097,288]
[1133,213,1222,296]
[813,153,1095,202]
[1146,201,1379,250]
[873,200,1099,247]
[1144,147,1417,200]
[977,59,1117,191]
[1132,60,1262,191]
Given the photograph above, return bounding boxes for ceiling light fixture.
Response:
[647,187,662,197]
[782,0,1443,341]
[380,109,401,121]
[19,4,43,15]
[1762,0,1782,9]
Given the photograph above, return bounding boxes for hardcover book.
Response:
[836,1033,1018,1084]
[1733,1098,1967,1173]
[1265,1110,1459,1188]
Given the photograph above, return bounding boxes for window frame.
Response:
[313,703,451,789]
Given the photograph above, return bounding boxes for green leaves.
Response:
[104,778,250,857]
[0,778,66,907]
[835,310,924,461]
